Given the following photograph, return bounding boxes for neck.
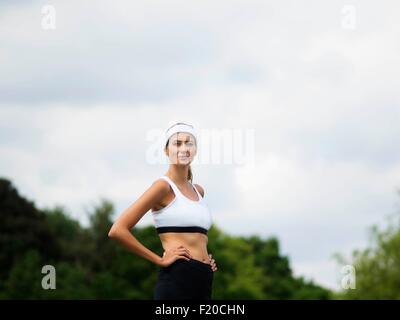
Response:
[166,165,190,185]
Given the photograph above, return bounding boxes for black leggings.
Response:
[154,258,214,300]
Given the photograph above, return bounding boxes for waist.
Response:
[160,232,209,264]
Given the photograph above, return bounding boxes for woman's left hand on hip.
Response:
[209,253,218,272]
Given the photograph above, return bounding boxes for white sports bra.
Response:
[151,175,213,235]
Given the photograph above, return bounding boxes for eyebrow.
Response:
[172,138,194,142]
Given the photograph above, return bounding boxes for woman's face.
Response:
[165,132,197,165]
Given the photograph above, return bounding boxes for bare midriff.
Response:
[159,232,210,265]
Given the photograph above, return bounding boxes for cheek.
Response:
[168,147,178,157]
[190,146,197,155]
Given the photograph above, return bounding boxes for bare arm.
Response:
[108,179,170,266]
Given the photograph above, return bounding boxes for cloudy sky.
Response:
[1,0,400,290]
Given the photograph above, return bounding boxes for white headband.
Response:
[165,123,197,146]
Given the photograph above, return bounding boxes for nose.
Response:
[178,144,189,153]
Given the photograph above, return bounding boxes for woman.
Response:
[108,122,217,300]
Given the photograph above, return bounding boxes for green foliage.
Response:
[4,250,45,299]
[334,214,400,299]
[0,178,58,282]
[0,177,331,299]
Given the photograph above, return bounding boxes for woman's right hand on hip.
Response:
[159,245,192,267]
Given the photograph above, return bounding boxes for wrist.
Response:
[155,256,164,267]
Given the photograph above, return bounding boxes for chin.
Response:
[178,161,191,165]
[178,159,192,165]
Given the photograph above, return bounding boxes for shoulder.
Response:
[126,178,171,212]
[194,184,205,197]
[152,178,171,191]
[148,178,171,197]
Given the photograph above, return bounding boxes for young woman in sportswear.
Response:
[108,122,217,299]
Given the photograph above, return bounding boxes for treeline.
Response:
[333,211,400,299]
[1,177,332,299]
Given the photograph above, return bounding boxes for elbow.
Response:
[108,225,120,239]
[108,222,132,239]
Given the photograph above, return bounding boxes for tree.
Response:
[0,178,58,293]
[334,213,400,299]
[0,177,331,299]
